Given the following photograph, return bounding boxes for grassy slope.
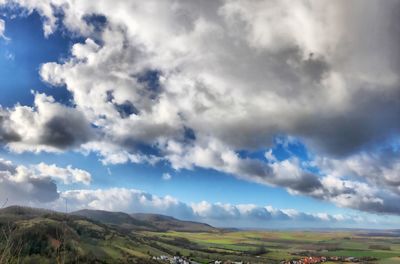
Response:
[71,209,217,233]
[0,206,162,263]
[131,213,217,233]
[71,209,156,231]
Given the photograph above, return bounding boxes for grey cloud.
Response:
[165,141,324,197]
[0,177,59,203]
[39,114,92,149]
[357,197,400,215]
[0,112,21,143]
[302,54,330,83]
[0,159,92,206]
[1,93,94,152]
[278,173,322,195]
[297,86,400,157]
[21,177,59,203]
[236,158,322,195]
[4,0,400,157]
[0,130,20,143]
[329,192,400,216]
[0,159,59,205]
[309,147,400,214]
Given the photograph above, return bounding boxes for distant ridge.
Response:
[132,213,218,232]
[71,209,156,231]
[0,205,218,232]
[70,209,217,232]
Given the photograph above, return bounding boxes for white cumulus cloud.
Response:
[0,0,399,216]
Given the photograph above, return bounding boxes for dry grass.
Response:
[0,219,22,264]
[0,200,21,264]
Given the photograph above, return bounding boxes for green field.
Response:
[140,230,400,263]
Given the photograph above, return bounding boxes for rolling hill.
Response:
[71,209,156,231]
[0,206,162,263]
[70,209,217,232]
[131,213,217,232]
[0,206,219,263]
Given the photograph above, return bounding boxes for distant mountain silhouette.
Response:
[132,213,217,232]
[70,208,217,232]
[71,209,156,231]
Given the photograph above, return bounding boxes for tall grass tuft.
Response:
[0,199,21,264]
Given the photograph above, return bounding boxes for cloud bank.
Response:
[0,158,397,228]
[0,158,91,205]
[59,188,365,228]
[0,0,399,216]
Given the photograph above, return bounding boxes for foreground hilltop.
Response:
[0,206,161,263]
[0,205,217,233]
[0,205,217,263]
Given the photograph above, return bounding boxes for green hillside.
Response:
[131,213,217,233]
[71,209,217,233]
[71,209,156,231]
[0,206,161,263]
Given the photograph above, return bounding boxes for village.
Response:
[153,255,200,264]
[153,254,379,264]
[153,255,251,264]
[280,254,381,264]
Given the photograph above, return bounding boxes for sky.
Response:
[0,0,399,229]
